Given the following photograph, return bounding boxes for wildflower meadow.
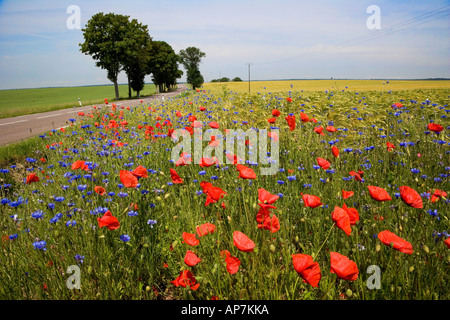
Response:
[0,83,449,301]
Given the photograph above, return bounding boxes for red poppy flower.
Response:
[184,250,201,266]
[192,121,203,128]
[184,126,194,135]
[170,168,183,184]
[444,237,450,249]
[367,186,392,201]
[221,250,241,274]
[171,270,200,290]
[291,253,321,287]
[176,111,182,117]
[267,117,277,123]
[258,188,279,204]
[233,231,255,252]
[256,203,277,223]
[236,164,257,179]
[342,190,354,199]
[399,186,423,209]
[317,157,331,170]
[26,173,39,184]
[131,165,148,178]
[326,126,337,132]
[272,109,281,117]
[302,194,323,208]
[199,157,217,167]
[120,170,138,188]
[71,160,87,171]
[386,142,395,151]
[285,115,296,131]
[188,115,197,122]
[175,152,192,166]
[196,223,216,237]
[268,131,279,141]
[200,181,227,206]
[331,146,339,158]
[342,203,359,225]
[332,206,351,236]
[286,97,292,103]
[430,189,447,203]
[225,255,241,274]
[199,106,206,111]
[97,211,120,230]
[300,112,309,122]
[428,123,444,133]
[182,232,199,246]
[349,171,362,181]
[377,230,413,255]
[94,186,106,196]
[314,126,325,136]
[209,121,219,129]
[329,252,359,281]
[257,214,280,233]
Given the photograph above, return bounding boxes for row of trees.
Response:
[79,12,205,99]
[210,77,242,83]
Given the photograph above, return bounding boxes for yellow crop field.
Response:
[202,79,450,94]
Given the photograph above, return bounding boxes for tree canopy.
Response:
[147,41,183,93]
[179,47,206,90]
[80,12,131,100]
[80,12,185,99]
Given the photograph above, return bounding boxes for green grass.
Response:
[0,83,156,119]
[0,84,449,300]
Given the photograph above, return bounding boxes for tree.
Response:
[121,19,153,98]
[186,67,204,90]
[80,12,132,100]
[179,47,205,90]
[147,41,183,93]
[232,77,243,82]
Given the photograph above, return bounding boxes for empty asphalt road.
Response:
[0,84,187,147]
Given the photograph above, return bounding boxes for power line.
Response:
[254,5,449,66]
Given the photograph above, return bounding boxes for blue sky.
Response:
[0,0,449,89]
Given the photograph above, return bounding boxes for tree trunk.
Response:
[114,79,120,100]
[128,76,132,98]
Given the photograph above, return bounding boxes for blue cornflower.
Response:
[33,240,47,251]
[75,254,85,264]
[120,234,131,242]
[147,219,157,228]
[128,210,138,217]
[31,210,45,219]
[66,220,76,227]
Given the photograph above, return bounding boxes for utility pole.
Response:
[246,63,253,93]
